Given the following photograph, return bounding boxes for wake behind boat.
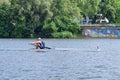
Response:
[32,48,75,52]
[0,48,30,51]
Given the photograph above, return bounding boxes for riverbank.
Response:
[81,25,120,38]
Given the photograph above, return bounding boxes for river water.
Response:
[0,38,120,80]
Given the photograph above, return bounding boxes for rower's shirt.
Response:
[39,41,45,49]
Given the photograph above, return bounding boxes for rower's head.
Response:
[37,37,41,40]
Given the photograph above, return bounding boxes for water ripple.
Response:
[78,76,102,80]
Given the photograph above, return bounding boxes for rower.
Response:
[30,37,51,49]
[30,37,42,49]
[37,39,51,49]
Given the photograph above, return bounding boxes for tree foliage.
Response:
[0,0,119,38]
[99,0,116,23]
[75,0,100,18]
[115,0,120,23]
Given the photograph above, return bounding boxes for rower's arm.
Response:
[29,41,41,45]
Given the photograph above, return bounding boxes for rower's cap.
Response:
[38,37,41,40]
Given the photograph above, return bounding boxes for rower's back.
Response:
[39,41,45,49]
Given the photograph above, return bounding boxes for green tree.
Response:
[0,0,94,38]
[42,21,57,38]
[99,0,116,23]
[115,0,120,23]
[45,0,82,38]
[0,3,10,37]
[8,0,53,38]
[73,0,100,18]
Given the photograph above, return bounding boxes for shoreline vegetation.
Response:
[0,0,120,38]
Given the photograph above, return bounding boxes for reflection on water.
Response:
[0,38,120,80]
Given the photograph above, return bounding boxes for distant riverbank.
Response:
[81,25,120,38]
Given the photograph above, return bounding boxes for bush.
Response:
[52,31,76,38]
[42,21,58,37]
